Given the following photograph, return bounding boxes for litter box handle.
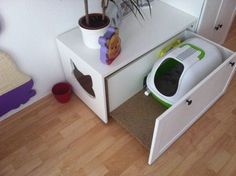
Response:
[180,43,205,60]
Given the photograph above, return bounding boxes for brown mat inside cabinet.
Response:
[110,90,167,149]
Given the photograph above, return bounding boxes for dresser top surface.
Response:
[57,1,196,77]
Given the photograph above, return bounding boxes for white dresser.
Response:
[56,1,236,165]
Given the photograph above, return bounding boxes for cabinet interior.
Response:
[110,30,233,150]
[111,90,167,149]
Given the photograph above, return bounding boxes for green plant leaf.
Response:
[129,0,145,20]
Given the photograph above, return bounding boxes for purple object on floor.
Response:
[0,79,36,117]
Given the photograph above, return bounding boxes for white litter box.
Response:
[145,37,223,107]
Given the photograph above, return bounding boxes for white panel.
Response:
[107,49,157,112]
[198,0,236,44]
[211,0,236,44]
[197,0,222,40]
[57,41,108,123]
[149,51,236,165]
[235,7,236,17]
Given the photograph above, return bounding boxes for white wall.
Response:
[160,0,205,17]
[0,0,101,120]
[160,0,205,30]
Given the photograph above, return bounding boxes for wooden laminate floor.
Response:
[0,20,236,176]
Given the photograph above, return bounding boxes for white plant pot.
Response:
[79,14,110,49]
[79,25,109,49]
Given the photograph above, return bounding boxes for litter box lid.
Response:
[146,37,222,106]
[154,58,184,97]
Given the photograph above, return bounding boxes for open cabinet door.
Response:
[148,53,236,165]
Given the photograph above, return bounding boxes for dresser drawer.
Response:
[107,30,236,165]
[149,51,236,164]
[106,35,184,112]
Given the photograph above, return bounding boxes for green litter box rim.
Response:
[150,92,171,108]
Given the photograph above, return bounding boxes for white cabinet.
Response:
[56,1,196,124]
[56,1,236,165]
[197,0,236,44]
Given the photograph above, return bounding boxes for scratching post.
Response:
[0,51,36,117]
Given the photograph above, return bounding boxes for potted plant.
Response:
[79,0,151,49]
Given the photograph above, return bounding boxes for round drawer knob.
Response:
[215,26,219,30]
[186,99,192,106]
[229,62,235,67]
